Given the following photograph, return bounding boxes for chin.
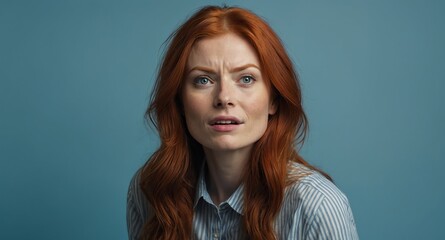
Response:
[204,141,254,152]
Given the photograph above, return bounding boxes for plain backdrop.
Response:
[1,0,444,239]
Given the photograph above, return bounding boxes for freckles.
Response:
[248,96,271,111]
[184,96,208,122]
[184,92,202,107]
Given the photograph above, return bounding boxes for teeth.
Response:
[215,120,236,125]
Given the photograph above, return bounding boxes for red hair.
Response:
[140,5,330,239]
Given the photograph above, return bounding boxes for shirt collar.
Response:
[194,163,244,215]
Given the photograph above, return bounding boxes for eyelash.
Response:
[193,76,212,85]
[192,74,256,86]
[240,75,255,84]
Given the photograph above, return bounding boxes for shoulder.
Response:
[280,162,359,239]
[127,167,151,240]
[127,167,147,214]
[286,163,349,210]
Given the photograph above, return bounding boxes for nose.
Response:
[213,77,234,108]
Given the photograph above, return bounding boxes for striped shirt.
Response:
[127,162,359,239]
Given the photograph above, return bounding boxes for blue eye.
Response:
[241,76,254,84]
[194,77,211,85]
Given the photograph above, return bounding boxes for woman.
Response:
[127,5,358,240]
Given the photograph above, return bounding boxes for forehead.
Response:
[187,33,260,69]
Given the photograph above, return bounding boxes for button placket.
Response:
[212,206,221,240]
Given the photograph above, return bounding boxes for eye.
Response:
[194,76,212,85]
[240,75,255,84]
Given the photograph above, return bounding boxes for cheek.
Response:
[182,95,205,127]
[245,103,272,135]
[248,96,274,131]
[248,95,273,116]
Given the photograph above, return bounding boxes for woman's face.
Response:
[182,33,276,153]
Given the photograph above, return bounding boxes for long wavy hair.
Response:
[139,5,331,239]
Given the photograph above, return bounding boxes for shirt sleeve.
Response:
[126,169,147,240]
[306,194,359,240]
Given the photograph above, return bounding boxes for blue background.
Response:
[1,0,444,239]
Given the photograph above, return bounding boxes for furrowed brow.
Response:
[187,66,215,74]
[230,64,260,73]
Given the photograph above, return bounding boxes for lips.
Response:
[209,117,242,126]
[209,117,243,132]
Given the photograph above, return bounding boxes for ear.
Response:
[268,99,277,115]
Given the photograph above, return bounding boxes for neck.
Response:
[204,146,252,206]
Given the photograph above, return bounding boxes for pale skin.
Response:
[182,33,276,205]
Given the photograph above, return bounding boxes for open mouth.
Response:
[210,120,240,125]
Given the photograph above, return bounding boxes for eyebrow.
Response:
[187,64,261,74]
[230,64,261,73]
